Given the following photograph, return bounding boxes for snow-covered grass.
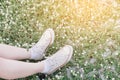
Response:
[0,0,120,80]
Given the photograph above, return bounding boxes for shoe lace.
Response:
[46,57,58,68]
[46,50,66,68]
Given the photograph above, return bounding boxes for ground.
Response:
[0,0,120,80]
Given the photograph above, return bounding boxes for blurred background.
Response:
[0,0,120,80]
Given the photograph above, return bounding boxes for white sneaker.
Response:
[29,28,55,60]
[42,45,73,74]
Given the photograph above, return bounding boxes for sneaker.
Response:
[29,28,55,60]
[42,45,73,74]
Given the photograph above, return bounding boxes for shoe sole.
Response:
[47,45,73,74]
[43,28,55,58]
[47,28,55,45]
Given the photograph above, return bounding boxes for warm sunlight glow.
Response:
[63,0,118,27]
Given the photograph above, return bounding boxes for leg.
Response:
[0,28,55,60]
[0,45,73,79]
[0,57,44,79]
[0,44,30,60]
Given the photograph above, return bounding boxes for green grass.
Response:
[0,0,120,80]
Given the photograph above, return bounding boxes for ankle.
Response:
[37,61,45,73]
[28,49,33,59]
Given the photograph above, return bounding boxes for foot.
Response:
[29,28,55,60]
[41,45,73,74]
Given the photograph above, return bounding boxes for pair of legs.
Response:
[0,28,73,79]
[0,44,44,79]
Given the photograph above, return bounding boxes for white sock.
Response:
[29,48,43,60]
[41,61,50,73]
